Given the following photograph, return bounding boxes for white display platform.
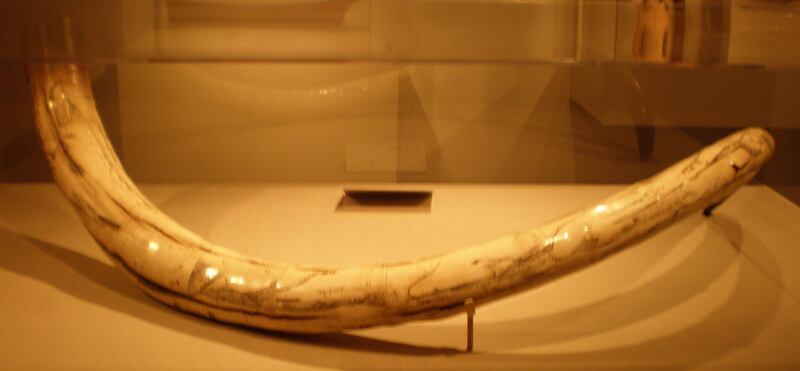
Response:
[0,183,798,370]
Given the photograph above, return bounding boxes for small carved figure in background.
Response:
[633,0,673,62]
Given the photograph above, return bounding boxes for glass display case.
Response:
[1,0,798,369]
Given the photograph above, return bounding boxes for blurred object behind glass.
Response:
[633,0,673,63]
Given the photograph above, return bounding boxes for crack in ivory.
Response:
[27,64,775,333]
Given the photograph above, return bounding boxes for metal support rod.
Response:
[703,197,729,217]
[465,298,476,352]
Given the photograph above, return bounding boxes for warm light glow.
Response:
[205,267,219,279]
[593,204,609,214]
[275,282,282,289]
[148,240,160,252]
[229,276,245,285]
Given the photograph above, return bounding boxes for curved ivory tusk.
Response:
[28,64,774,333]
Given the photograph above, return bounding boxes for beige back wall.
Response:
[115,0,576,183]
[1,0,798,203]
[118,63,403,182]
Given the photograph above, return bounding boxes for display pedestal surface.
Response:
[0,183,798,370]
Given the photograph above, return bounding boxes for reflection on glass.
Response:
[633,0,673,62]
[158,0,358,27]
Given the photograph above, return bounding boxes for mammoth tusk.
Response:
[28,64,774,333]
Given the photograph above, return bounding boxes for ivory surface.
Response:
[28,64,774,333]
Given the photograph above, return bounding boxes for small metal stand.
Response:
[465,298,476,352]
[703,197,729,217]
